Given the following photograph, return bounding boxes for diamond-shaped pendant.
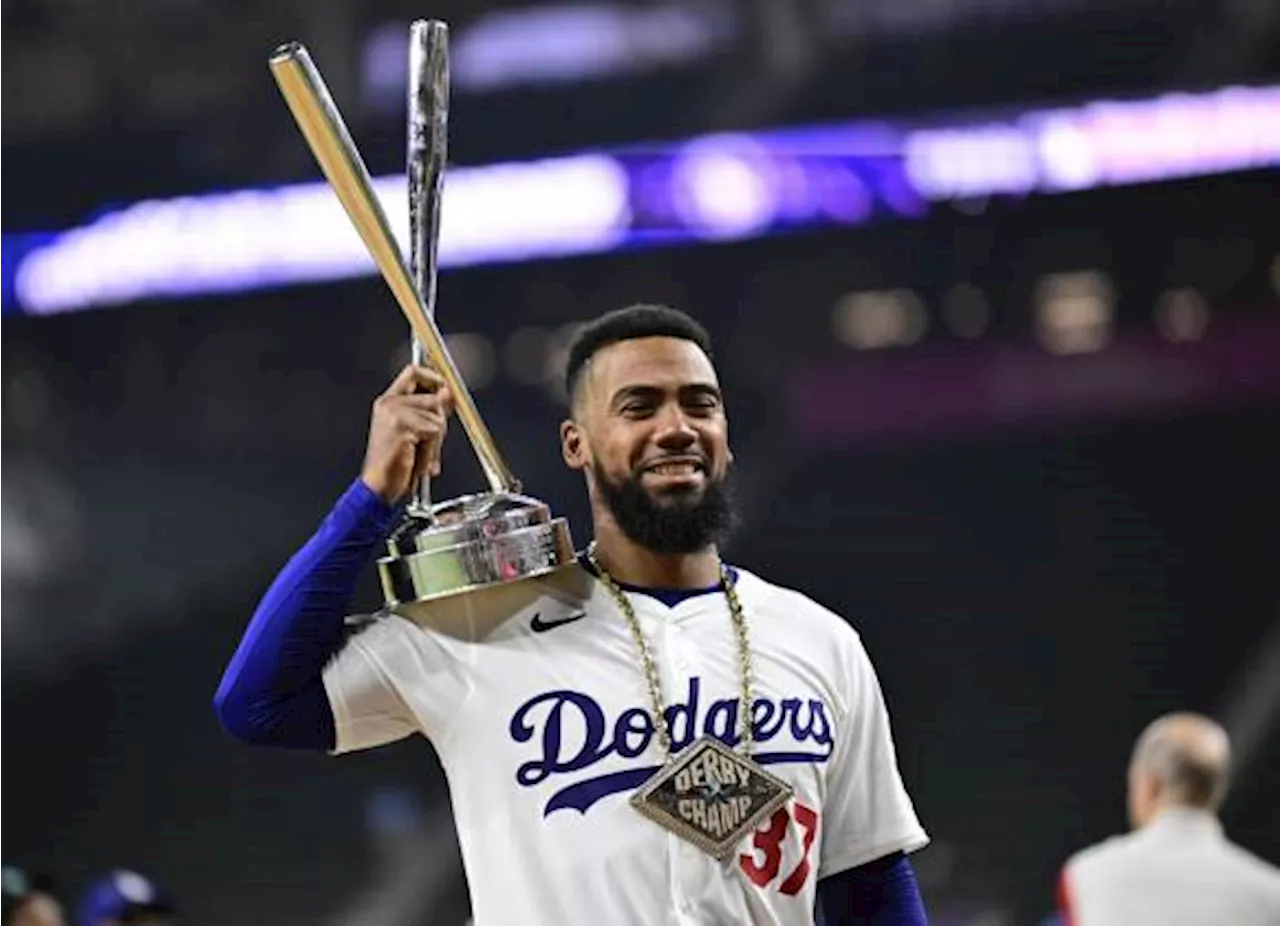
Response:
[630,736,795,860]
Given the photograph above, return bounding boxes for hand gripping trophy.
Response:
[268,23,576,617]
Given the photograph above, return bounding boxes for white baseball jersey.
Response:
[1061,809,1280,926]
[323,563,928,926]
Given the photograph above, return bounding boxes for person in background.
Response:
[1058,711,1280,925]
[2,866,64,926]
[75,871,175,926]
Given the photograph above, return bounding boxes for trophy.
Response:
[268,22,575,619]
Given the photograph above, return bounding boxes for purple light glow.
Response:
[6,83,1277,316]
[670,135,781,240]
[15,156,629,315]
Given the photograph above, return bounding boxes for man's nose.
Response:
[654,406,698,448]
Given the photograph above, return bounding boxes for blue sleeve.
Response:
[213,479,403,750]
[816,852,927,926]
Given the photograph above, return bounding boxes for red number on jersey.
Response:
[777,802,819,895]
[738,801,820,895]
[740,808,789,887]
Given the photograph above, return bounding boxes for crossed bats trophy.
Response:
[269,22,575,616]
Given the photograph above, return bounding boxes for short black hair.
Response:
[563,304,713,402]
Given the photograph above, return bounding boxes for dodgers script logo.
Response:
[510,677,834,816]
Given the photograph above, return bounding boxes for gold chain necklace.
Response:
[586,541,755,757]
[586,542,793,860]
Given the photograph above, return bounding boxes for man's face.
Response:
[562,336,735,553]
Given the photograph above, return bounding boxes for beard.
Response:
[594,460,737,555]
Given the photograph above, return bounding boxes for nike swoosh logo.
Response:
[530,611,587,633]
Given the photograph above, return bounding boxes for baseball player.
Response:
[1057,712,1280,925]
[216,304,930,925]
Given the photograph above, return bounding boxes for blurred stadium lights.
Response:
[1155,288,1211,342]
[358,0,1169,106]
[1,470,74,589]
[1,360,75,592]
[904,124,1039,199]
[5,83,1277,317]
[497,323,578,401]
[2,0,1272,154]
[669,134,782,240]
[832,289,929,349]
[361,2,737,108]
[7,155,631,314]
[543,323,584,405]
[393,333,495,390]
[1,462,86,681]
[503,326,554,385]
[2,363,54,436]
[1033,270,1115,355]
[444,333,498,389]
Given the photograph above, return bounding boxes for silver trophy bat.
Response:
[268,24,575,615]
[406,19,447,515]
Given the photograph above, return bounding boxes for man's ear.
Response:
[561,418,587,470]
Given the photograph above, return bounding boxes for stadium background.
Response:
[4,1,1278,923]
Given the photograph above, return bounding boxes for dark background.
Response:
[4,0,1278,923]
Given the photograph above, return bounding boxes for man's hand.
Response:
[360,365,453,504]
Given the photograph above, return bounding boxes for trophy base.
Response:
[376,492,576,615]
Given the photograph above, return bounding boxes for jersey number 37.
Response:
[739,801,820,896]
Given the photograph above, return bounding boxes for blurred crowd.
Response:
[3,868,174,926]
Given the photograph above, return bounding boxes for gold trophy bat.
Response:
[269,31,575,615]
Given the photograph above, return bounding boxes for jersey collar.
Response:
[576,551,740,608]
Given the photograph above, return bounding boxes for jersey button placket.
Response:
[667,615,714,912]
[643,610,692,919]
